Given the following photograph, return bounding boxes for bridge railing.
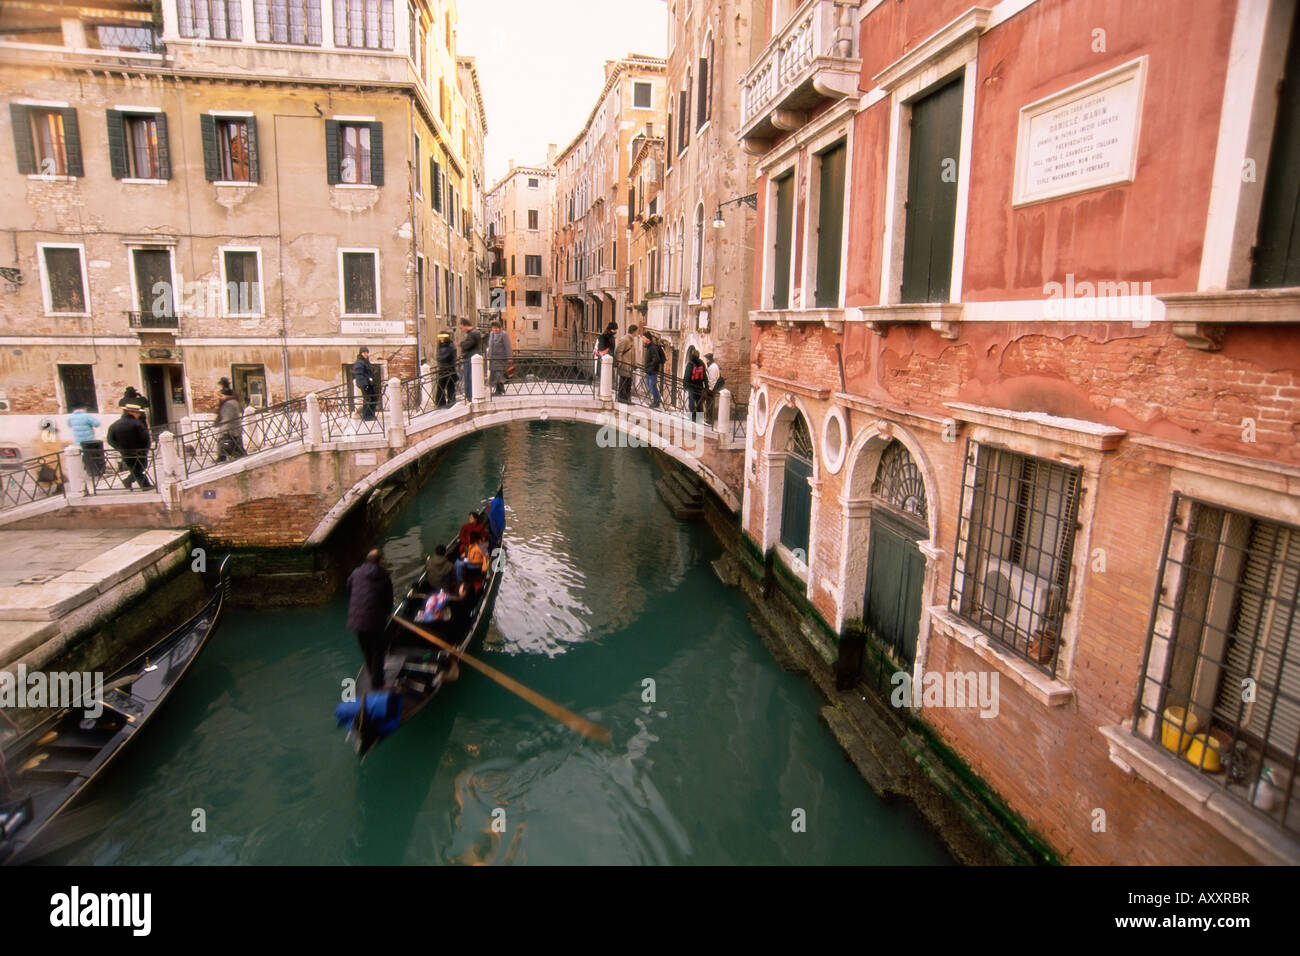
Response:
[504,351,599,396]
[84,445,159,494]
[319,379,386,441]
[0,451,65,509]
[175,395,308,476]
[730,401,749,442]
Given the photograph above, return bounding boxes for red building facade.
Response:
[741,0,1300,864]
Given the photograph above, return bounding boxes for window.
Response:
[813,141,846,308]
[532,320,538,331]
[340,250,378,314]
[1252,13,1300,287]
[525,255,541,276]
[38,245,88,314]
[690,203,704,301]
[527,209,538,230]
[222,248,262,315]
[131,248,175,322]
[525,290,541,307]
[177,0,243,39]
[781,413,813,556]
[634,82,652,109]
[253,0,322,44]
[416,254,425,316]
[332,0,394,48]
[201,114,258,182]
[771,170,794,308]
[107,110,169,180]
[431,159,441,211]
[231,363,267,408]
[326,120,383,185]
[413,132,421,196]
[1135,497,1300,834]
[527,177,539,188]
[901,76,963,303]
[950,442,1081,676]
[433,263,440,313]
[677,86,689,154]
[511,255,515,276]
[58,365,97,413]
[510,290,515,306]
[9,106,83,177]
[697,37,712,129]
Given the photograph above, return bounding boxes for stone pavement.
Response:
[0,528,191,670]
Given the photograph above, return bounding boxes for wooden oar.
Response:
[393,617,613,745]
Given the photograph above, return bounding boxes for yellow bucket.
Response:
[1185,732,1225,772]
[1161,706,1199,753]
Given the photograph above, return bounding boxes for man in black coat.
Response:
[106,403,153,490]
[458,318,482,403]
[352,347,378,421]
[435,331,457,407]
[347,548,394,689]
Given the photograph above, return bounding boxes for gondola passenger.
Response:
[454,534,490,585]
[458,511,487,553]
[424,545,455,587]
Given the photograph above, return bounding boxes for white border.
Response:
[36,242,91,316]
[337,247,382,317]
[217,245,264,317]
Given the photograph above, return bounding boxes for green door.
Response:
[900,75,963,304]
[864,515,925,666]
[780,453,812,557]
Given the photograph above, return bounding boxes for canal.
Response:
[60,421,953,865]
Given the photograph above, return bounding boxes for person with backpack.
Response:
[684,347,707,421]
[641,329,664,409]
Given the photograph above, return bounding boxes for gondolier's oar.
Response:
[393,617,613,745]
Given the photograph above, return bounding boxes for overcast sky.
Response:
[458,0,668,188]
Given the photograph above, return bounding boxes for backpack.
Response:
[714,374,725,391]
[689,363,706,384]
[655,343,666,367]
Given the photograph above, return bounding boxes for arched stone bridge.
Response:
[1,353,747,548]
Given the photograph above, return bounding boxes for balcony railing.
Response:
[127,310,180,330]
[646,294,682,332]
[740,0,861,145]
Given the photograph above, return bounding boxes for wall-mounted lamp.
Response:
[713,193,757,228]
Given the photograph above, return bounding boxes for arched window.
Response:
[691,203,704,300]
[872,440,928,526]
[697,31,713,129]
[780,412,813,557]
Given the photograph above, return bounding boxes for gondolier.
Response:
[347,549,393,690]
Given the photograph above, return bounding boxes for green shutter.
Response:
[815,142,846,308]
[246,115,260,182]
[900,75,963,303]
[200,113,220,181]
[61,108,83,177]
[773,172,793,309]
[780,454,812,556]
[1251,15,1300,288]
[432,160,441,211]
[325,119,340,184]
[10,105,34,174]
[106,109,126,179]
[155,112,171,179]
[368,121,383,185]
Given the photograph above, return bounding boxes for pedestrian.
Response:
[352,347,378,421]
[641,329,664,409]
[435,331,457,407]
[106,402,153,490]
[684,347,707,422]
[118,386,151,427]
[66,403,104,480]
[615,323,638,403]
[704,352,723,426]
[458,318,482,403]
[214,380,245,462]
[595,322,617,360]
[347,548,394,691]
[487,319,512,396]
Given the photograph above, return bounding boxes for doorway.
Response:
[864,512,926,666]
[140,364,186,434]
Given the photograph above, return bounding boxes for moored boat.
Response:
[0,556,230,865]
[339,480,505,760]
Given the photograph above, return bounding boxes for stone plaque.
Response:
[1013,57,1146,206]
[354,452,378,466]
[341,319,404,336]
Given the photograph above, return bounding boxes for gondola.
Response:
[340,479,505,760]
[0,556,230,865]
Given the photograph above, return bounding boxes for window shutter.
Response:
[155,112,171,179]
[200,113,220,181]
[60,108,83,177]
[429,157,436,207]
[10,105,35,174]
[432,160,441,211]
[246,115,260,182]
[697,56,708,128]
[106,109,127,179]
[325,119,340,184]
[368,122,383,185]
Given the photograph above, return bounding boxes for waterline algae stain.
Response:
[57,422,951,865]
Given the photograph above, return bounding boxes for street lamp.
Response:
[713,192,757,228]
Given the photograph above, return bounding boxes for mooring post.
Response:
[717,388,732,437]
[156,431,179,502]
[471,355,486,409]
[419,361,433,411]
[305,392,324,445]
[385,377,406,447]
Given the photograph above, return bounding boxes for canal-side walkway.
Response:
[0,528,191,671]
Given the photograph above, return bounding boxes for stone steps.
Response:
[655,468,704,520]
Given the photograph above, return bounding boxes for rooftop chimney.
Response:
[546,143,557,165]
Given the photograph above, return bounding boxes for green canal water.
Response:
[60,421,953,865]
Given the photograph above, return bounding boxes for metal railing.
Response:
[0,452,65,509]
[503,351,599,397]
[84,445,158,494]
[319,380,385,440]
[175,396,308,476]
[730,402,749,442]
[126,310,179,329]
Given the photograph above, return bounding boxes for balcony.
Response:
[590,269,618,292]
[563,280,585,298]
[739,0,861,148]
[127,310,179,330]
[646,294,682,333]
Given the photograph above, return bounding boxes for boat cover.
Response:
[487,495,505,543]
[334,691,402,737]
